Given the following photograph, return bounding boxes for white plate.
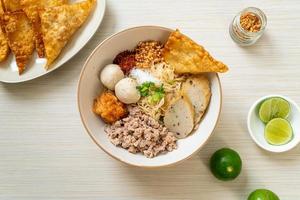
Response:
[0,0,106,83]
[247,95,300,153]
[78,26,223,167]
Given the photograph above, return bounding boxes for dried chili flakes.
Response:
[113,50,136,73]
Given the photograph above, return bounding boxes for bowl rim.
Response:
[77,25,223,168]
[247,94,300,153]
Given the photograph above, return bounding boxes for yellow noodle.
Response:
[137,62,185,120]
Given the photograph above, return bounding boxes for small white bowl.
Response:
[77,26,223,167]
[247,95,300,153]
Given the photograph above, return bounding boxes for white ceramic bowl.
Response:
[247,95,300,153]
[77,26,222,167]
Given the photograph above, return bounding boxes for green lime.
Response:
[265,118,293,145]
[210,148,242,181]
[248,189,280,200]
[259,97,290,123]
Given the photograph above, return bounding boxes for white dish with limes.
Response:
[247,95,300,153]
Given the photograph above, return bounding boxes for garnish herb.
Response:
[136,82,165,104]
[136,82,155,96]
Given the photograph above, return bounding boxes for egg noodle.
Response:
[137,62,185,120]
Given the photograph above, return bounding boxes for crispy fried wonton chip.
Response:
[21,0,68,58]
[2,0,21,11]
[163,30,228,74]
[0,0,4,15]
[3,11,34,74]
[0,0,10,62]
[0,28,9,62]
[39,0,95,68]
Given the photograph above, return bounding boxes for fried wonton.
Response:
[0,0,10,62]
[21,0,67,57]
[2,0,21,11]
[0,0,4,14]
[0,28,9,62]
[163,30,228,74]
[39,0,95,68]
[3,11,34,74]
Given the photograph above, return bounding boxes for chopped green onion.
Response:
[137,81,165,104]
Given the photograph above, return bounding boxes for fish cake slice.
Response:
[3,11,34,74]
[21,0,67,57]
[39,0,95,68]
[164,96,195,139]
[181,75,211,124]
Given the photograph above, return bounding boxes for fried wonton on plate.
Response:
[2,0,21,11]
[0,28,10,62]
[39,0,95,68]
[163,30,228,74]
[21,0,68,58]
[3,11,34,74]
[0,0,5,21]
[0,0,10,62]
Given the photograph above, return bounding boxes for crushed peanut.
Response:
[240,12,261,32]
[135,41,164,68]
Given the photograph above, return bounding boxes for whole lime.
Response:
[210,148,242,181]
[248,189,280,200]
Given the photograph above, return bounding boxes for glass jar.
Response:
[229,7,267,46]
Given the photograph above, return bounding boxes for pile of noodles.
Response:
[137,62,185,120]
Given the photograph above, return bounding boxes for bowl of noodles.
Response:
[78,26,226,167]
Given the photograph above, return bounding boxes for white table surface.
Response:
[1,0,300,199]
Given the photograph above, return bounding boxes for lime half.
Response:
[265,118,293,145]
[259,97,290,123]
